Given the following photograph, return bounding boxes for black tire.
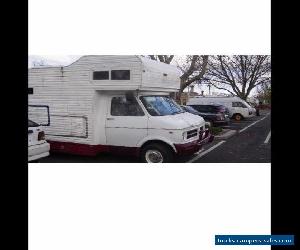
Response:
[233,113,243,121]
[140,143,174,163]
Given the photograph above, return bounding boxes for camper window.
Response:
[111,70,130,80]
[232,102,247,108]
[111,97,144,116]
[93,71,109,80]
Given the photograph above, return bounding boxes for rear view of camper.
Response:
[28,56,213,162]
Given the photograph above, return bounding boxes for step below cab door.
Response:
[105,95,148,147]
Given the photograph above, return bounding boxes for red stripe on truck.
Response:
[48,141,140,157]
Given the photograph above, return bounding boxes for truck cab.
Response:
[105,91,213,162]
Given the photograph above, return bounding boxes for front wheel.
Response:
[233,113,243,121]
[140,143,174,163]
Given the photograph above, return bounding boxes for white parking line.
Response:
[264,131,271,144]
[194,148,204,155]
[239,113,270,133]
[187,140,226,163]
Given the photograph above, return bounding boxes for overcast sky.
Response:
[28,55,81,68]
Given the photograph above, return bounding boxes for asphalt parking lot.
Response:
[39,110,271,163]
[187,110,271,163]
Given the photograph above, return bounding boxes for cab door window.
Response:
[111,97,144,116]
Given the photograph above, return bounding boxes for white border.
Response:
[29,163,271,250]
[29,0,270,55]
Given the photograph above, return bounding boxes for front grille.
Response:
[187,129,198,139]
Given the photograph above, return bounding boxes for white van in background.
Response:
[28,55,213,163]
[187,96,255,121]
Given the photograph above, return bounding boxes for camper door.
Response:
[105,95,148,147]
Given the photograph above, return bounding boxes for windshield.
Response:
[246,102,256,108]
[243,101,252,108]
[182,105,200,115]
[140,96,184,116]
[184,106,199,113]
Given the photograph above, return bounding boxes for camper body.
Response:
[28,56,213,162]
[187,96,255,121]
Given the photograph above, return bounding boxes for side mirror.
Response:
[125,91,135,102]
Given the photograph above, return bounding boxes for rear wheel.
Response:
[233,113,243,121]
[140,143,174,163]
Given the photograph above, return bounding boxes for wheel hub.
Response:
[145,150,163,163]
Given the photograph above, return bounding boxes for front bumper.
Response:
[213,118,230,126]
[174,129,214,156]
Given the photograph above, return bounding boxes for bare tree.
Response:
[178,55,209,94]
[148,55,209,97]
[256,82,271,104]
[149,55,174,64]
[204,55,271,100]
[32,59,47,67]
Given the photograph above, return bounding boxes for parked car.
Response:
[187,96,255,121]
[247,102,259,116]
[28,119,50,162]
[182,104,230,126]
[181,105,201,116]
[180,105,211,128]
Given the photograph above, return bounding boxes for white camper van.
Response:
[28,55,213,162]
[187,96,255,121]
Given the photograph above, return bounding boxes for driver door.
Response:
[105,95,148,147]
